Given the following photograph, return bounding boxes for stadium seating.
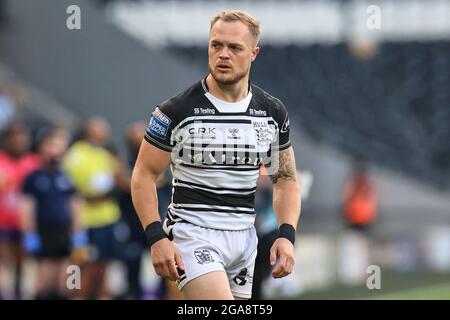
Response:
[171,41,450,189]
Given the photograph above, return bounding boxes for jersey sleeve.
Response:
[275,99,291,150]
[144,101,177,152]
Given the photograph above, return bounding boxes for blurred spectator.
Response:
[117,121,147,299]
[0,122,40,299]
[251,167,278,300]
[62,116,123,299]
[0,88,15,130]
[20,127,86,299]
[342,164,378,230]
[118,121,178,300]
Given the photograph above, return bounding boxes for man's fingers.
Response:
[151,240,184,281]
[272,267,289,278]
[285,260,293,274]
[269,246,277,266]
[154,258,174,279]
[272,255,287,278]
[280,255,288,270]
[154,263,168,277]
[283,261,293,276]
[154,264,162,277]
[175,251,185,271]
[167,260,180,281]
[287,257,294,273]
[272,254,295,278]
[271,265,282,278]
[282,256,293,273]
[272,267,288,278]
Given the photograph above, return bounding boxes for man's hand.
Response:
[151,238,185,281]
[270,237,294,278]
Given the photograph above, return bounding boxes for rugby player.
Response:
[131,10,301,300]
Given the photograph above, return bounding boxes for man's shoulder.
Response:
[23,168,41,183]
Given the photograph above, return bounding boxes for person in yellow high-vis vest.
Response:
[63,117,127,299]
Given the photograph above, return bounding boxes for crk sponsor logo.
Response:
[194,249,214,264]
[189,127,216,135]
[194,107,215,115]
[249,108,267,116]
[233,268,253,286]
[188,127,216,139]
[227,128,240,139]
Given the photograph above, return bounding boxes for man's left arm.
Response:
[269,146,301,278]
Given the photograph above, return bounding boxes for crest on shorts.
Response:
[194,249,215,264]
[233,268,253,286]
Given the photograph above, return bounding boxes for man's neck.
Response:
[205,74,250,103]
[42,162,59,172]
[7,151,25,160]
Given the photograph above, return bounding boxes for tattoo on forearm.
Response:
[270,148,297,184]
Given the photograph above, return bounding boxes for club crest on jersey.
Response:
[147,107,172,139]
[194,249,215,264]
[254,127,270,145]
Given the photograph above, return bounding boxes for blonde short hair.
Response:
[210,10,261,45]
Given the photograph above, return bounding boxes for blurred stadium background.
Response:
[0,0,449,299]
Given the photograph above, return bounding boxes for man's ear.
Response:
[251,46,260,62]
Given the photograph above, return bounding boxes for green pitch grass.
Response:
[366,282,450,300]
[287,270,450,300]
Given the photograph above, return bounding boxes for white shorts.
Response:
[167,222,258,299]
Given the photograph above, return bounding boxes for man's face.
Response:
[127,122,146,151]
[5,131,30,157]
[208,20,259,85]
[86,119,110,146]
[39,134,69,165]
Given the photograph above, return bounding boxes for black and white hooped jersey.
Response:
[144,78,291,231]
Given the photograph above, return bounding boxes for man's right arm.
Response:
[131,140,170,228]
[131,140,184,281]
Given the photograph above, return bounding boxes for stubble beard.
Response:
[208,62,249,86]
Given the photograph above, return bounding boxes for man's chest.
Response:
[173,117,278,166]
